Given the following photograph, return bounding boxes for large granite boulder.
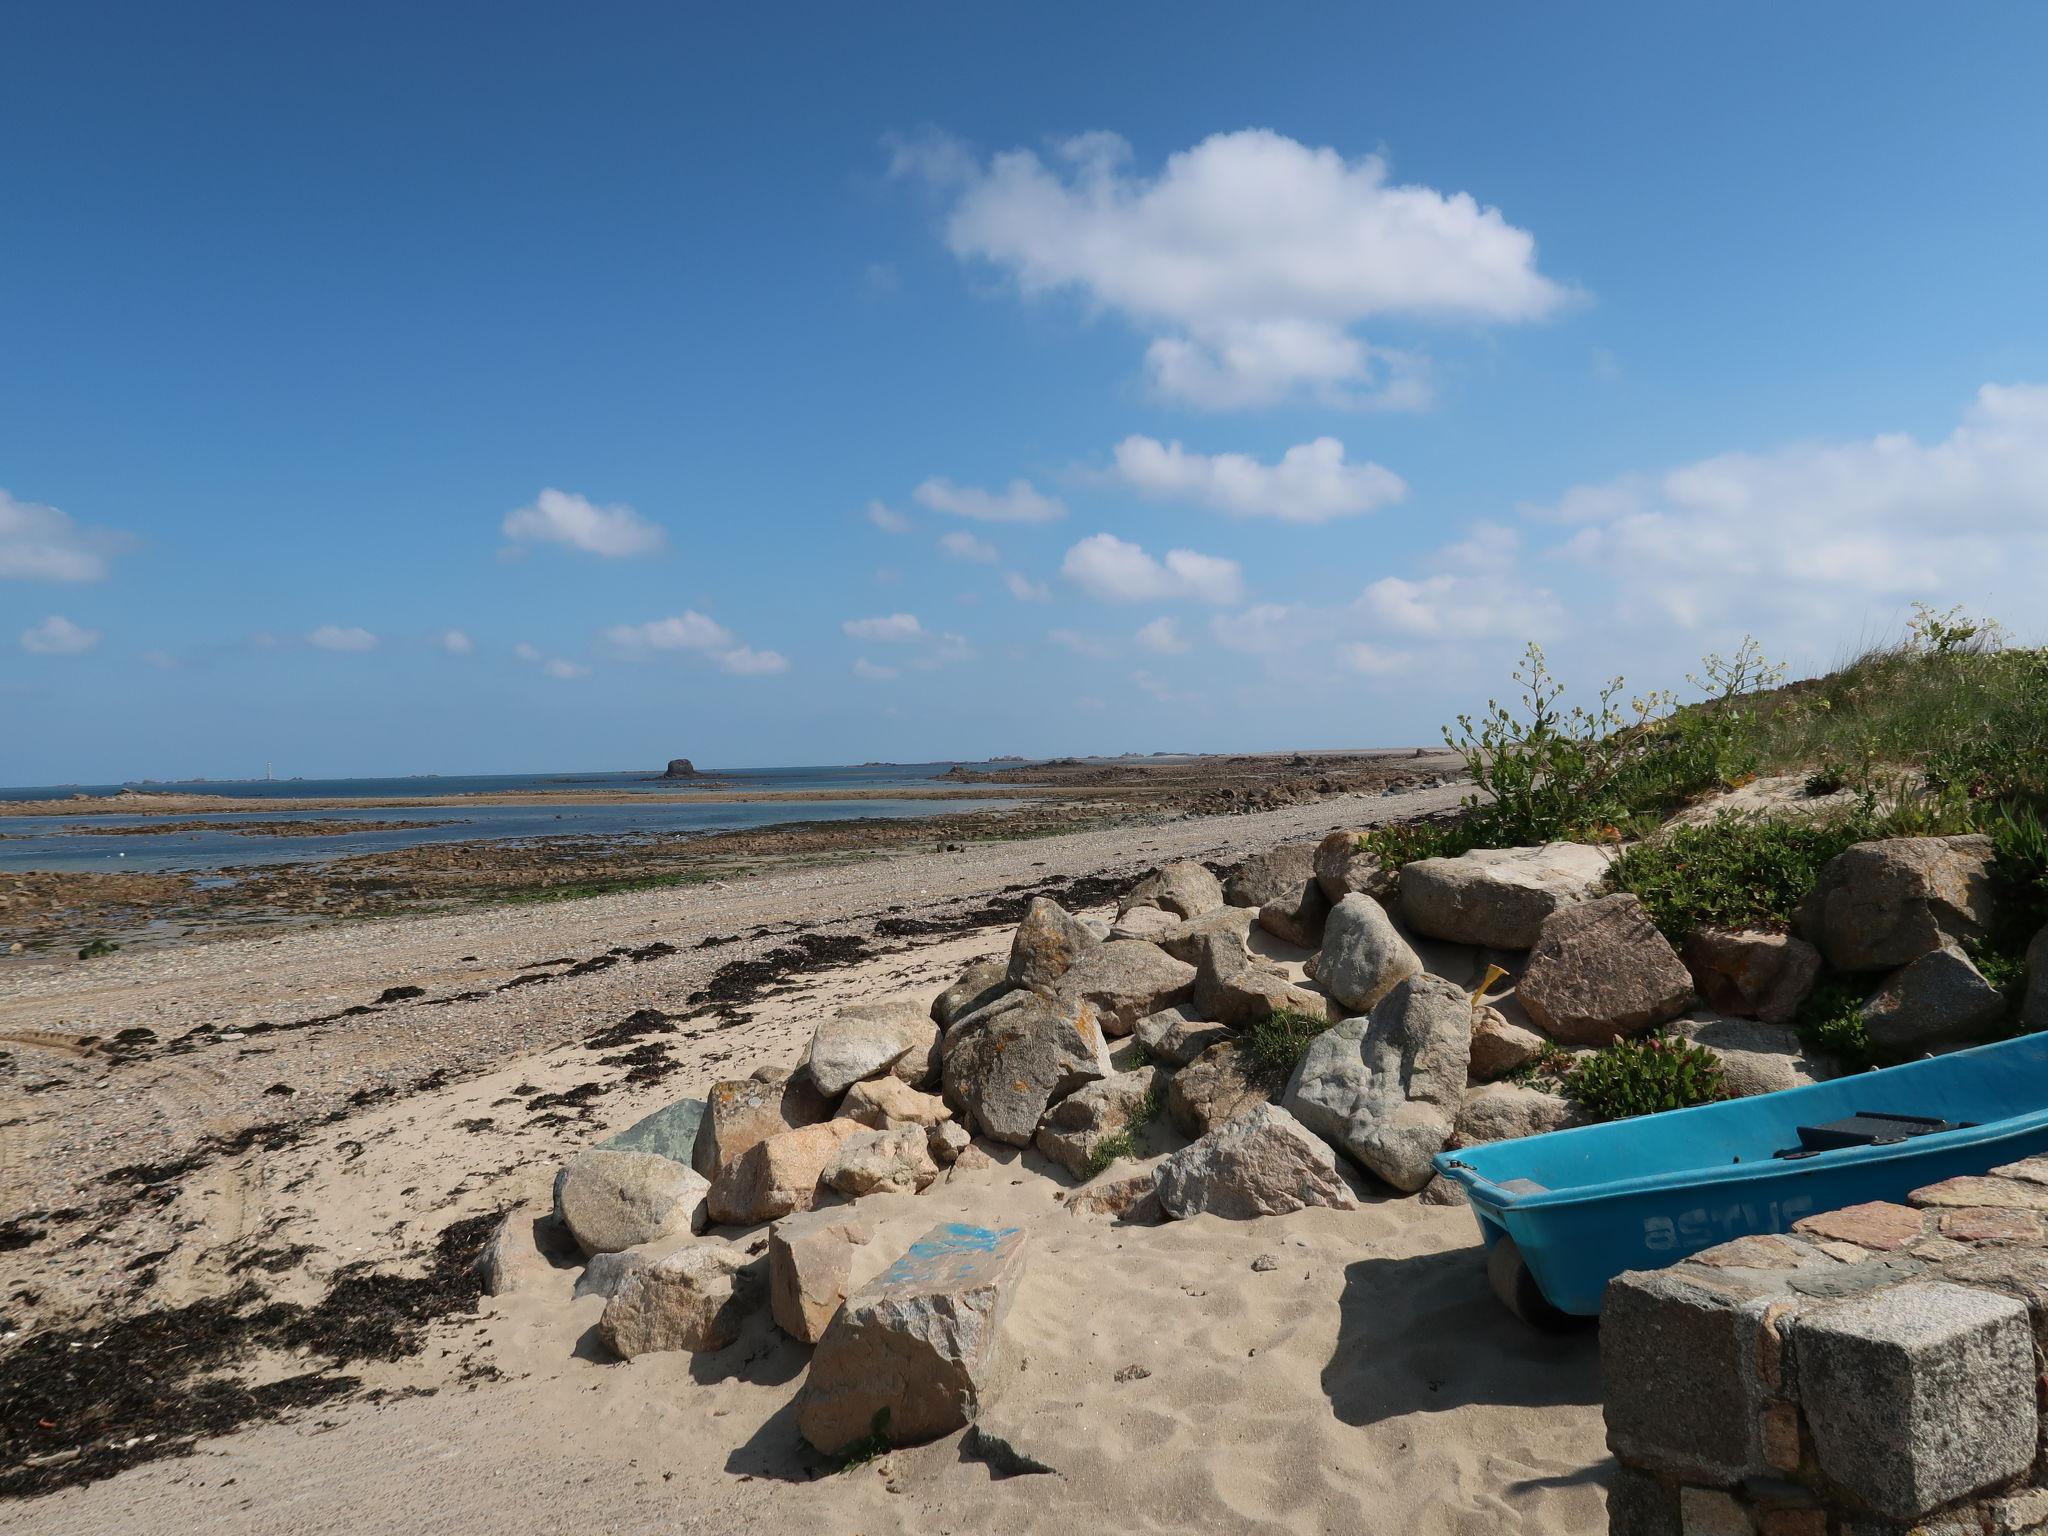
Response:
[1134,1004,1231,1066]
[1259,875,1332,950]
[599,1243,763,1358]
[1188,930,1330,1027]
[805,998,941,1099]
[1796,834,1997,972]
[1008,897,1102,991]
[554,1149,709,1256]
[1155,1104,1357,1220]
[1467,1005,1548,1081]
[1034,1066,1164,1179]
[692,1071,832,1179]
[931,958,1012,1029]
[822,1125,939,1198]
[1222,843,1318,910]
[1860,945,2006,1053]
[1517,894,1695,1046]
[1314,829,1390,904]
[1119,860,1224,920]
[599,1096,707,1167]
[1398,842,1613,949]
[1167,1041,1271,1137]
[1454,1083,1581,1144]
[706,1118,865,1226]
[1675,1014,1835,1097]
[1312,893,1423,1012]
[797,1222,1028,1454]
[1282,974,1471,1192]
[1681,928,1822,1024]
[768,1210,869,1343]
[1051,940,1196,1035]
[1156,903,1256,965]
[942,992,1113,1145]
[840,1076,952,1131]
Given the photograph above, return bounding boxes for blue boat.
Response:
[1431,1030,2048,1325]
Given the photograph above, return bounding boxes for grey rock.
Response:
[1681,928,1822,1024]
[600,1097,707,1167]
[768,1209,869,1343]
[599,1243,763,1358]
[1119,860,1225,920]
[1109,906,1183,943]
[1062,1155,1164,1221]
[1467,1005,1547,1081]
[1398,842,1614,949]
[1794,1281,2034,1520]
[1604,1467,1681,1536]
[1008,897,1102,991]
[805,998,941,1099]
[1050,940,1197,1035]
[1797,834,1997,972]
[1517,894,1695,1046]
[1034,1066,1164,1179]
[1861,944,2008,1052]
[941,992,1113,1145]
[1078,916,1112,941]
[1314,893,1424,1012]
[1314,828,1391,904]
[1156,903,1256,965]
[480,1200,573,1296]
[932,959,1012,1029]
[1675,1014,1834,1097]
[554,1149,710,1256]
[692,1071,832,1179]
[1134,1004,1232,1067]
[1155,1103,1358,1220]
[575,1244,657,1301]
[1417,1173,1469,1207]
[822,1124,940,1198]
[797,1221,1029,1454]
[1167,1040,1272,1137]
[1189,930,1331,1028]
[1453,1083,1580,1144]
[1257,877,1331,949]
[839,1076,952,1131]
[1222,842,1318,910]
[927,1118,971,1166]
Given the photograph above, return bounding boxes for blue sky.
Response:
[6,5,2048,782]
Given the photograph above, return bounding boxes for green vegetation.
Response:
[1240,1007,1329,1081]
[1608,814,1873,943]
[1563,1032,1729,1121]
[495,869,721,906]
[1083,1087,1162,1178]
[836,1408,893,1471]
[1795,976,1876,1073]
[77,937,120,959]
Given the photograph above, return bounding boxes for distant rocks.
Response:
[660,758,697,778]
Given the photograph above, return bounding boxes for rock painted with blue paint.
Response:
[796,1221,1029,1454]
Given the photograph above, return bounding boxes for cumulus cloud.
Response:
[842,613,926,643]
[1003,571,1051,603]
[866,499,911,534]
[1339,642,1413,676]
[513,642,541,662]
[715,645,790,676]
[939,530,1000,563]
[543,658,590,680]
[1060,533,1243,605]
[894,127,1568,408]
[308,625,377,652]
[1107,435,1407,523]
[605,612,735,654]
[1354,572,1565,641]
[0,489,128,582]
[1208,603,1302,655]
[20,614,101,655]
[441,629,474,655]
[853,658,898,682]
[502,487,665,558]
[913,476,1065,523]
[1135,616,1190,655]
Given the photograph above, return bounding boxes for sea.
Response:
[0,764,1022,875]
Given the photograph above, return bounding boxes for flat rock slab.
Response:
[555,1149,709,1256]
[1399,842,1613,950]
[797,1222,1029,1455]
[1156,1103,1357,1220]
[1794,1201,1929,1253]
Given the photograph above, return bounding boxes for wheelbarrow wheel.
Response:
[1486,1236,1587,1332]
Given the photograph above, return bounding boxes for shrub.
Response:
[1985,799,2048,935]
[1240,1008,1329,1081]
[1796,976,1875,1072]
[77,937,119,960]
[1608,813,1874,943]
[1563,1032,1728,1121]
[1081,1088,1161,1178]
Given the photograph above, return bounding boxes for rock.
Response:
[1034,1067,1164,1179]
[1078,916,1112,941]
[927,1119,971,1165]
[1282,975,1470,1192]
[940,987,1036,1057]
[840,1076,951,1131]
[1190,932,1330,1028]
[1314,829,1391,904]
[1418,1173,1468,1206]
[661,758,696,778]
[1155,1104,1358,1220]
[941,992,1113,1145]
[1454,1083,1580,1144]
[768,1210,870,1343]
[599,1243,762,1358]
[1007,897,1102,991]
[1062,1157,1164,1221]
[1793,1201,1929,1252]
[1167,1041,1272,1137]
[575,1245,658,1301]
[1517,895,1695,1046]
[1797,834,1997,972]
[1792,1282,2034,1520]
[1258,876,1331,949]
[1110,906,1183,943]
[1134,1004,1232,1067]
[480,1200,573,1295]
[599,1096,707,1167]
[706,1118,865,1226]
[931,959,1012,1029]
[1675,1014,1834,1097]
[692,1072,832,1179]
[1119,860,1224,920]
[796,1221,1029,1454]
[2025,924,2048,1033]
[1222,842,1319,909]
[1050,941,1196,1036]
[1680,929,1821,1024]
[1314,893,1424,1012]
[1861,944,2007,1052]
[822,1125,940,1198]
[1468,1006,1547,1081]
[805,998,941,1099]
[1156,903,1256,965]
[1398,842,1614,949]
[554,1150,710,1256]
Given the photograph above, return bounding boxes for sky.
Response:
[5,5,2048,783]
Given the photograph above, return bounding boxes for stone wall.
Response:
[1604,1155,2048,1534]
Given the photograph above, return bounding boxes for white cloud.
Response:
[0,490,126,582]
[1135,616,1191,655]
[1004,571,1051,602]
[842,613,926,643]
[20,614,101,655]
[866,499,911,534]
[605,612,735,654]
[853,658,898,682]
[1060,533,1243,605]
[1339,642,1413,676]
[912,632,976,669]
[1355,572,1564,641]
[513,641,541,662]
[308,625,377,652]
[1433,520,1522,572]
[1049,628,1115,659]
[1209,603,1302,655]
[939,530,1000,563]
[895,127,1568,408]
[502,487,665,558]
[1107,435,1407,524]
[543,658,589,680]
[441,629,474,655]
[913,476,1066,523]
[716,645,790,676]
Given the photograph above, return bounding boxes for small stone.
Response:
[1681,929,1821,1024]
[1110,906,1182,943]
[1134,1004,1231,1066]
[1467,1005,1547,1081]
[599,1096,707,1167]
[599,1243,763,1358]
[575,1246,654,1301]
[480,1200,571,1295]
[1250,1253,1280,1273]
[1314,828,1390,904]
[1453,1083,1579,1144]
[1063,1157,1163,1222]
[927,1119,971,1166]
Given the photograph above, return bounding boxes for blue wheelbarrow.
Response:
[1432,1030,2048,1327]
